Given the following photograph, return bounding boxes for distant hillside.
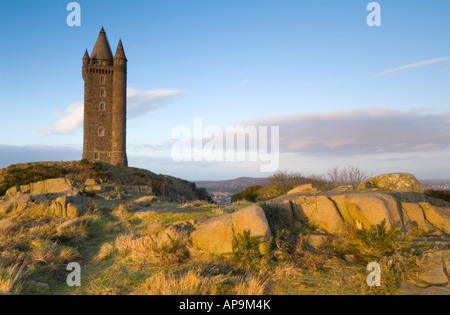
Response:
[420,179,450,191]
[0,160,208,202]
[196,177,268,204]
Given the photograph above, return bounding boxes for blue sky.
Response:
[0,0,450,180]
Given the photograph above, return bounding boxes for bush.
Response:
[231,186,262,203]
[261,203,290,233]
[424,189,450,203]
[232,230,262,269]
[327,165,367,188]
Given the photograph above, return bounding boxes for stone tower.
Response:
[82,28,128,166]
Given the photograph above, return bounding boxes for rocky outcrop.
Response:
[290,196,346,234]
[0,194,31,214]
[287,184,318,195]
[268,173,450,235]
[419,203,450,234]
[49,195,85,218]
[358,173,423,193]
[29,178,79,197]
[399,250,450,295]
[191,205,271,255]
[330,192,402,230]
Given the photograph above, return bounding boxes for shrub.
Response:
[261,203,290,233]
[231,186,262,203]
[232,230,262,269]
[424,189,450,203]
[327,165,367,188]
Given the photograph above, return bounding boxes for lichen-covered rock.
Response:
[191,215,234,255]
[85,179,100,186]
[419,203,450,234]
[6,185,30,195]
[50,195,84,218]
[287,184,318,195]
[330,192,401,230]
[291,196,346,234]
[358,173,423,193]
[305,234,330,250]
[191,205,271,255]
[401,203,437,234]
[30,178,79,196]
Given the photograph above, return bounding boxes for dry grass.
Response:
[135,270,222,295]
[0,263,25,295]
[96,227,190,266]
[134,268,269,296]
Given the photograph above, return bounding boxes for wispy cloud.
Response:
[373,57,450,78]
[127,88,185,119]
[245,109,450,156]
[40,88,185,136]
[40,102,84,136]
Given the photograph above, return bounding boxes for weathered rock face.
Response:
[419,203,450,234]
[402,203,437,233]
[330,192,402,230]
[291,196,346,234]
[287,184,318,195]
[399,250,450,295]
[191,205,271,255]
[271,189,450,235]
[0,194,31,214]
[359,173,423,193]
[29,178,79,197]
[49,195,84,218]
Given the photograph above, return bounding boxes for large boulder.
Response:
[358,173,423,193]
[330,192,402,230]
[287,184,318,195]
[191,205,271,255]
[30,178,79,197]
[291,196,346,234]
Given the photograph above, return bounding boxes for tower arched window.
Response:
[100,103,105,111]
[100,89,105,97]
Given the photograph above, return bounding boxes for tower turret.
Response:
[91,27,113,66]
[82,50,90,80]
[111,39,128,166]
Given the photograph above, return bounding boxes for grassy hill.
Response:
[0,160,209,202]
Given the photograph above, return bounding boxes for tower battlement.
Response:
[82,28,128,167]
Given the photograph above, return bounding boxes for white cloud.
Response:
[40,88,185,136]
[373,57,450,78]
[40,102,84,136]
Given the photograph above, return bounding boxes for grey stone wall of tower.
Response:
[82,28,128,166]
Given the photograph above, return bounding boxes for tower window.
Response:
[94,153,99,160]
[100,103,105,111]
[99,128,104,136]
[100,76,105,83]
[100,89,105,97]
